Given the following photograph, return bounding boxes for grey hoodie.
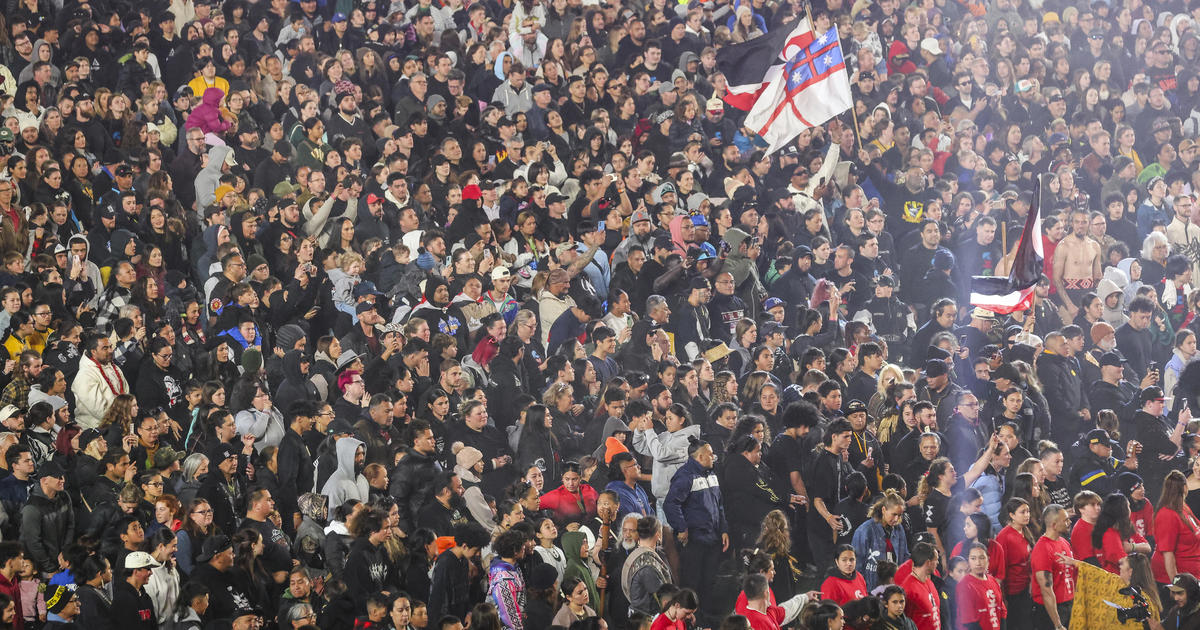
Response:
[321,437,369,507]
[195,144,232,209]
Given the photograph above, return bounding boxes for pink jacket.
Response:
[184,87,231,135]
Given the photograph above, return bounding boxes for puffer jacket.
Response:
[633,424,702,501]
[388,448,444,533]
[19,485,75,574]
[662,457,727,545]
[184,87,231,134]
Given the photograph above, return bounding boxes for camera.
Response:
[1114,586,1151,624]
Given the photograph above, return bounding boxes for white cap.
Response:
[920,37,943,55]
[124,551,161,570]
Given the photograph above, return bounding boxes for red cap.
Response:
[462,184,482,201]
[366,193,383,204]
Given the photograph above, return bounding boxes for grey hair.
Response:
[287,603,314,622]
[646,294,668,313]
[1141,231,1170,260]
[182,453,209,482]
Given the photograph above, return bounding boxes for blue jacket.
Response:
[605,480,653,521]
[851,518,909,591]
[663,458,727,546]
[971,469,1005,531]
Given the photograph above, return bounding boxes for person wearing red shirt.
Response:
[736,552,819,627]
[949,514,1007,583]
[1152,471,1200,582]
[901,542,942,630]
[820,545,869,605]
[538,462,598,523]
[738,572,810,630]
[1119,473,1155,539]
[1031,505,1076,630]
[1069,490,1102,564]
[1094,494,1152,574]
[956,543,1007,630]
[650,588,698,630]
[995,498,1037,628]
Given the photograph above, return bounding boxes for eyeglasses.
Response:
[145,481,164,487]
[192,509,213,515]
[156,353,173,360]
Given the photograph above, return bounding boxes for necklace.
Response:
[92,356,125,396]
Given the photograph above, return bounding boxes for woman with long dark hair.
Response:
[995,497,1036,628]
[517,404,561,482]
[1093,493,1152,574]
[1152,470,1200,583]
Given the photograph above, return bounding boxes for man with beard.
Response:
[707,271,746,344]
[1053,209,1102,319]
[71,334,129,429]
[321,437,369,507]
[1038,331,1091,446]
[199,441,253,535]
[417,472,467,536]
[326,89,369,147]
[899,219,943,312]
[1087,351,1153,429]
[232,123,269,181]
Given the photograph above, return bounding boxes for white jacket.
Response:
[72,355,128,429]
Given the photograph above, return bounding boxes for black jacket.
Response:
[111,581,155,630]
[19,486,75,574]
[1037,352,1089,423]
[428,549,472,622]
[77,584,114,630]
[388,448,444,533]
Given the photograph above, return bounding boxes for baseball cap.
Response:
[970,307,998,320]
[762,321,787,337]
[355,301,377,315]
[78,428,104,451]
[353,281,383,298]
[706,97,724,111]
[153,446,184,469]
[197,535,233,563]
[763,297,786,311]
[125,551,161,570]
[1086,428,1117,447]
[0,129,12,143]
[330,12,346,22]
[631,209,652,224]
[210,443,238,463]
[366,193,383,204]
[1168,573,1199,593]
[920,37,943,55]
[491,266,511,280]
[115,164,134,177]
[990,363,1020,382]
[1139,386,1165,404]
[1099,351,1124,367]
[845,400,868,416]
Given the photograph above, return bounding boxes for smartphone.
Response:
[598,220,606,231]
[1149,361,1160,374]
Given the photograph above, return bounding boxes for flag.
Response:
[741,24,854,155]
[969,181,1045,314]
[718,18,816,111]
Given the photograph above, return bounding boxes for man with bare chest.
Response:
[1053,209,1102,318]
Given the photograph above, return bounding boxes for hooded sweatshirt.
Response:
[185,87,231,135]
[321,437,369,507]
[66,234,103,309]
[722,228,766,319]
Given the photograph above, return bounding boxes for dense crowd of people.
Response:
[3,0,1200,629]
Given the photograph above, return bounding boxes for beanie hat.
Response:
[45,584,76,615]
[1090,321,1115,344]
[604,436,629,464]
[246,254,268,272]
[276,324,305,352]
[241,347,263,374]
[455,446,484,470]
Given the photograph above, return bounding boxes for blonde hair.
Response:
[756,509,791,554]
[340,252,364,271]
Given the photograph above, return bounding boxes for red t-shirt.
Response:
[1152,505,1200,583]
[1098,528,1128,574]
[1131,501,1155,539]
[650,615,686,630]
[820,572,868,605]
[1070,519,1096,563]
[1030,536,1076,605]
[538,484,599,522]
[901,573,942,630]
[995,526,1032,595]
[736,603,785,630]
[950,539,1007,583]
[955,573,1007,630]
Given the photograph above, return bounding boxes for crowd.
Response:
[4,0,1200,629]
